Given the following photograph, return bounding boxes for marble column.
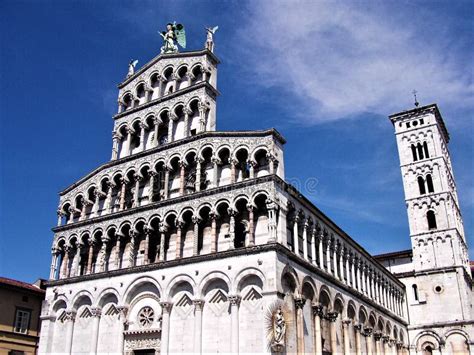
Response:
[318,233,324,269]
[354,324,362,355]
[111,132,120,160]
[128,230,137,268]
[228,208,236,250]
[383,336,390,355]
[133,174,142,208]
[175,222,183,259]
[148,171,157,203]
[152,118,161,147]
[193,300,204,354]
[293,215,300,255]
[327,312,338,355]
[183,108,191,137]
[333,243,339,279]
[160,302,172,355]
[294,297,306,355]
[230,159,237,184]
[312,303,323,355]
[198,104,206,132]
[192,216,200,256]
[163,168,170,199]
[90,307,102,354]
[49,248,59,280]
[374,332,382,355]
[210,213,218,253]
[248,160,256,179]
[143,227,151,265]
[168,113,176,143]
[117,306,128,354]
[139,122,146,151]
[56,210,64,227]
[342,319,351,355]
[119,178,127,211]
[345,251,351,286]
[229,295,241,354]
[124,127,133,156]
[326,238,332,273]
[105,182,114,214]
[212,157,219,188]
[364,327,374,355]
[158,223,167,262]
[302,221,309,261]
[86,241,95,275]
[179,161,186,196]
[64,310,76,355]
[60,247,70,279]
[247,204,255,246]
[339,247,346,282]
[266,199,277,243]
[310,229,317,265]
[98,237,109,272]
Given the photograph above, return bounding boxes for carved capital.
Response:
[90,307,102,318]
[312,303,324,317]
[325,311,338,322]
[294,297,306,309]
[193,299,205,310]
[363,327,373,337]
[64,310,76,322]
[374,332,383,341]
[160,301,173,313]
[228,295,241,306]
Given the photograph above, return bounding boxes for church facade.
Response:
[37,36,472,354]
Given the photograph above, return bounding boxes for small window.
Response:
[426,174,434,193]
[418,176,426,195]
[14,309,30,334]
[412,284,419,301]
[417,143,424,160]
[411,144,418,161]
[427,210,437,230]
[423,142,430,158]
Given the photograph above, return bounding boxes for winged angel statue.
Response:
[127,59,138,77]
[159,22,186,54]
[205,26,218,52]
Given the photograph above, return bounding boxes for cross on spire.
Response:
[412,90,419,107]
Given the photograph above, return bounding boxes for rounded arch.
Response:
[233,267,266,294]
[333,293,345,313]
[166,274,197,301]
[96,288,120,308]
[52,296,69,314]
[71,290,93,311]
[251,145,269,161]
[198,271,231,298]
[123,276,162,304]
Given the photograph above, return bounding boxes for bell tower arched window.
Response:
[423,141,429,158]
[418,176,426,195]
[426,174,434,193]
[427,210,437,230]
[417,143,424,160]
[411,144,418,162]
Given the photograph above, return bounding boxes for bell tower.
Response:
[389,103,472,324]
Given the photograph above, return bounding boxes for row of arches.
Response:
[57,145,277,226]
[113,97,211,159]
[51,192,276,279]
[119,62,209,113]
[411,141,430,162]
[285,207,405,318]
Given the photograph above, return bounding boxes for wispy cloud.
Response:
[236,1,473,123]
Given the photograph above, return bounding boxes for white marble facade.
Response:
[38,44,471,355]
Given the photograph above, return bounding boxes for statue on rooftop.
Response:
[159,22,186,54]
[205,26,218,52]
[127,60,138,78]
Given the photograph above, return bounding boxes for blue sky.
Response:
[1,0,472,283]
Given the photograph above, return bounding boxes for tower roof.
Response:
[388,103,450,143]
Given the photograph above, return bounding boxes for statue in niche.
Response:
[273,308,286,346]
[265,302,291,352]
[159,22,186,54]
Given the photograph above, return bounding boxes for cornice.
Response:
[58,129,286,196]
[114,82,219,120]
[45,242,406,325]
[118,49,220,88]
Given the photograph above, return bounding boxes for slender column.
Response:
[195,158,202,192]
[64,310,76,355]
[312,303,323,355]
[119,178,127,211]
[143,227,151,265]
[333,242,339,278]
[183,108,191,137]
[310,229,317,265]
[229,295,241,354]
[266,199,277,243]
[57,210,64,227]
[152,118,161,147]
[210,213,218,253]
[115,233,122,269]
[60,247,70,279]
[193,300,204,354]
[354,257,360,291]
[327,312,338,355]
[364,327,374,355]
[133,174,141,207]
[91,190,101,218]
[175,221,183,259]
[158,76,166,97]
[163,167,170,199]
[354,324,362,355]
[179,161,186,195]
[268,153,276,174]
[302,220,309,261]
[90,307,101,354]
[124,127,133,156]
[358,261,364,293]
[159,223,167,262]
[293,215,300,255]
[148,171,157,203]
[374,332,382,355]
[49,248,59,279]
[248,160,256,179]
[192,216,200,256]
[117,306,128,354]
[370,271,376,300]
[345,251,351,286]
[294,298,306,355]
[383,336,390,355]
[141,123,147,151]
[160,302,172,355]
[98,237,109,272]
[111,132,120,160]
[79,198,89,221]
[168,113,175,142]
[339,247,345,281]
[230,159,237,184]
[342,319,351,355]
[318,232,324,269]
[247,204,255,246]
[326,237,332,273]
[212,157,219,187]
[105,182,114,214]
[228,208,236,250]
[86,240,95,274]
[128,230,137,268]
[198,104,206,132]
[350,257,357,289]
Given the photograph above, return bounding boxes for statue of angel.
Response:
[159,22,186,54]
[127,60,138,77]
[205,26,218,52]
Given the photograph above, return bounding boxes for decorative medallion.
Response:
[138,306,155,328]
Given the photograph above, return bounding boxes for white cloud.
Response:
[236,1,473,123]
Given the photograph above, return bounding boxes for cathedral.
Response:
[38,28,473,355]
